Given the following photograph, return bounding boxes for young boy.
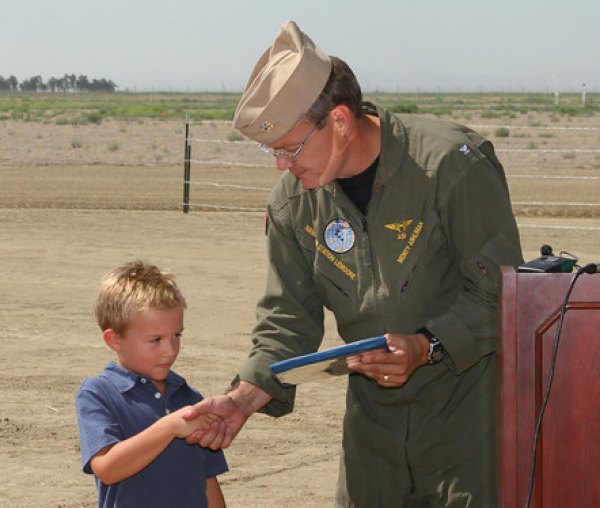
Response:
[76,260,228,508]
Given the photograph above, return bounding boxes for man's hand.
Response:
[346,332,429,387]
[182,381,272,450]
[182,395,247,450]
[167,405,217,439]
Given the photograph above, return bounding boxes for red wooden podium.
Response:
[497,267,600,508]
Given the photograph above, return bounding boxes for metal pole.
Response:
[185,141,192,211]
[183,115,190,213]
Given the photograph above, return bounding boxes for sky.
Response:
[3,0,600,93]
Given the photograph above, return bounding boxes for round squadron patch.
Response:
[324,219,355,254]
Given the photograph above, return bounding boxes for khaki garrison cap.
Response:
[233,20,332,144]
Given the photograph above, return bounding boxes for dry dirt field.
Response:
[1,112,600,508]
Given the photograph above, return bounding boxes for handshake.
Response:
[174,382,273,449]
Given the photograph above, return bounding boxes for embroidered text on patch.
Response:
[305,225,357,280]
[397,221,424,264]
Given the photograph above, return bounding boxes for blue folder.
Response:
[270,335,388,385]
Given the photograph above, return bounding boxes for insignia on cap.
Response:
[259,121,274,133]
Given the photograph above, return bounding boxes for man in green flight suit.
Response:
[184,20,524,508]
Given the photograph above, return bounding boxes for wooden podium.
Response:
[497,267,600,508]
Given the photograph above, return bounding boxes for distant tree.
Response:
[88,78,117,92]
[19,78,33,91]
[55,76,66,92]
[56,73,76,92]
[1,74,116,93]
[8,75,18,91]
[67,73,77,91]
[19,75,46,92]
[47,77,58,93]
[76,74,89,91]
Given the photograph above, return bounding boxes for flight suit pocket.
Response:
[296,224,358,311]
[392,211,449,303]
[463,230,522,304]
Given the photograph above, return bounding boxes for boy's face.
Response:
[104,307,184,390]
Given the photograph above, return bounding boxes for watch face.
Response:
[428,339,446,364]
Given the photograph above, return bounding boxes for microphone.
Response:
[578,262,600,274]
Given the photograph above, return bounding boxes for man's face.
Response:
[270,113,344,189]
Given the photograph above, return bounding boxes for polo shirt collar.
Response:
[103,361,187,393]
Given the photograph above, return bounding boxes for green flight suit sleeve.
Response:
[426,147,523,374]
[236,194,325,417]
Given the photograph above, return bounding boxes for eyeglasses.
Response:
[259,125,317,161]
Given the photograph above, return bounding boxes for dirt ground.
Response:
[1,113,599,508]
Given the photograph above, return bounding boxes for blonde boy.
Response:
[76,260,227,507]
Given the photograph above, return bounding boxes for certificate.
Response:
[270,336,388,384]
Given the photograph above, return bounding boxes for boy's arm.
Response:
[90,406,212,485]
[206,476,226,508]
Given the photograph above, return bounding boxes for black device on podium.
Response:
[517,244,578,273]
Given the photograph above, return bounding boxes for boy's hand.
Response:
[182,381,272,450]
[182,395,248,449]
[166,406,218,439]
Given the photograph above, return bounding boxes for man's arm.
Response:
[427,155,523,373]
[90,406,212,485]
[183,381,272,450]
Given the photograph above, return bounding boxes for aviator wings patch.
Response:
[384,220,413,240]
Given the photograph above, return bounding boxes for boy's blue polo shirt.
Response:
[76,362,228,508]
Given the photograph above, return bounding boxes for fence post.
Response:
[183,115,191,213]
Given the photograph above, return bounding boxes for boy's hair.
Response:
[95,260,187,334]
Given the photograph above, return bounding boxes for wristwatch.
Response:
[418,328,446,364]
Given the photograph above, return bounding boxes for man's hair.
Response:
[95,260,187,334]
[305,56,364,128]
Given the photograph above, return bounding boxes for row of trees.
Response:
[0,74,117,92]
